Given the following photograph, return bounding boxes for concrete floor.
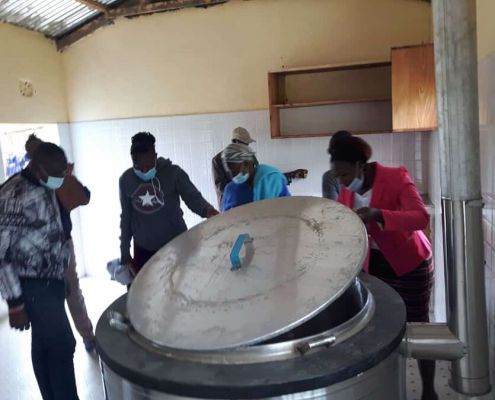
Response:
[406,359,493,400]
[0,278,491,400]
[0,277,125,400]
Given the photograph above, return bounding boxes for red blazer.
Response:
[338,162,432,277]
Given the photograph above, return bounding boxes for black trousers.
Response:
[126,243,157,290]
[133,242,157,273]
[22,278,79,400]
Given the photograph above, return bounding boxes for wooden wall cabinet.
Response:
[268,43,437,139]
[391,44,437,132]
[268,62,392,139]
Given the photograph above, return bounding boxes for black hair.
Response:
[328,130,352,154]
[25,133,43,152]
[330,136,372,164]
[27,133,41,143]
[131,132,156,156]
[31,142,67,164]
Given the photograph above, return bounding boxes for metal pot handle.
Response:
[295,335,337,355]
[230,233,253,270]
[108,310,129,333]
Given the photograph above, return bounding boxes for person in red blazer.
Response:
[331,135,437,400]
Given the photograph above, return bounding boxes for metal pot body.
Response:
[96,275,406,400]
[101,350,405,400]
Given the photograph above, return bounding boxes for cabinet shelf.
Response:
[272,97,391,109]
[273,129,393,139]
[268,44,436,139]
[269,61,391,75]
[268,62,392,139]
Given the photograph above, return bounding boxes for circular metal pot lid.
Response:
[127,196,368,351]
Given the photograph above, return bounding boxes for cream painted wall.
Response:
[0,23,68,123]
[63,0,433,122]
[477,0,495,59]
[4,0,491,124]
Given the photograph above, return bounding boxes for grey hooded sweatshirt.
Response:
[119,157,213,260]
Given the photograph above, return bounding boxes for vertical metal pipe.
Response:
[432,0,491,395]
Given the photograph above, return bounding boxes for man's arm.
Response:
[0,197,23,305]
[322,170,339,200]
[176,167,217,217]
[119,178,133,263]
[0,192,31,330]
[283,169,308,186]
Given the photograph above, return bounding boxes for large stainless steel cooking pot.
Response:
[96,197,407,400]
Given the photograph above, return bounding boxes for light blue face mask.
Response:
[232,172,249,185]
[346,164,364,193]
[346,176,364,193]
[39,165,65,190]
[40,175,65,190]
[134,166,157,182]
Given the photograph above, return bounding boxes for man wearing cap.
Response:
[212,127,255,208]
[212,127,307,208]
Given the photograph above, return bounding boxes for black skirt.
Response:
[369,249,434,323]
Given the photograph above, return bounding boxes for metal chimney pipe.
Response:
[431,0,491,395]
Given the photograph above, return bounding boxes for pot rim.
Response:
[118,279,375,365]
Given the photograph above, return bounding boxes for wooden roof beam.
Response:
[56,0,229,51]
[75,0,109,14]
[56,15,113,51]
[107,0,229,18]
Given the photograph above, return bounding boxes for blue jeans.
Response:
[22,278,79,400]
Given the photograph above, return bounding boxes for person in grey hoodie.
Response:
[119,132,218,276]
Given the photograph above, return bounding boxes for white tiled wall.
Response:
[425,52,495,383]
[427,133,446,322]
[57,122,88,279]
[67,111,429,277]
[478,53,495,386]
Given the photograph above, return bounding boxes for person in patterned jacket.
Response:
[25,134,96,353]
[0,142,79,400]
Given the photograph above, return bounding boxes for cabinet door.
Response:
[392,44,437,131]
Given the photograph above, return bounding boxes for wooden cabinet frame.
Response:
[268,62,392,139]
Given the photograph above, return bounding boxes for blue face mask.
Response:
[346,165,364,193]
[232,172,249,185]
[39,165,65,190]
[346,176,364,193]
[40,176,65,190]
[134,167,157,182]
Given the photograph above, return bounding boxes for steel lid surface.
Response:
[127,196,368,351]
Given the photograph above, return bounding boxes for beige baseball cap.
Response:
[232,127,256,144]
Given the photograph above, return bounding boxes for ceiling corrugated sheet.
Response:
[0,0,119,38]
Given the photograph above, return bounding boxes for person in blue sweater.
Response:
[221,143,290,211]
